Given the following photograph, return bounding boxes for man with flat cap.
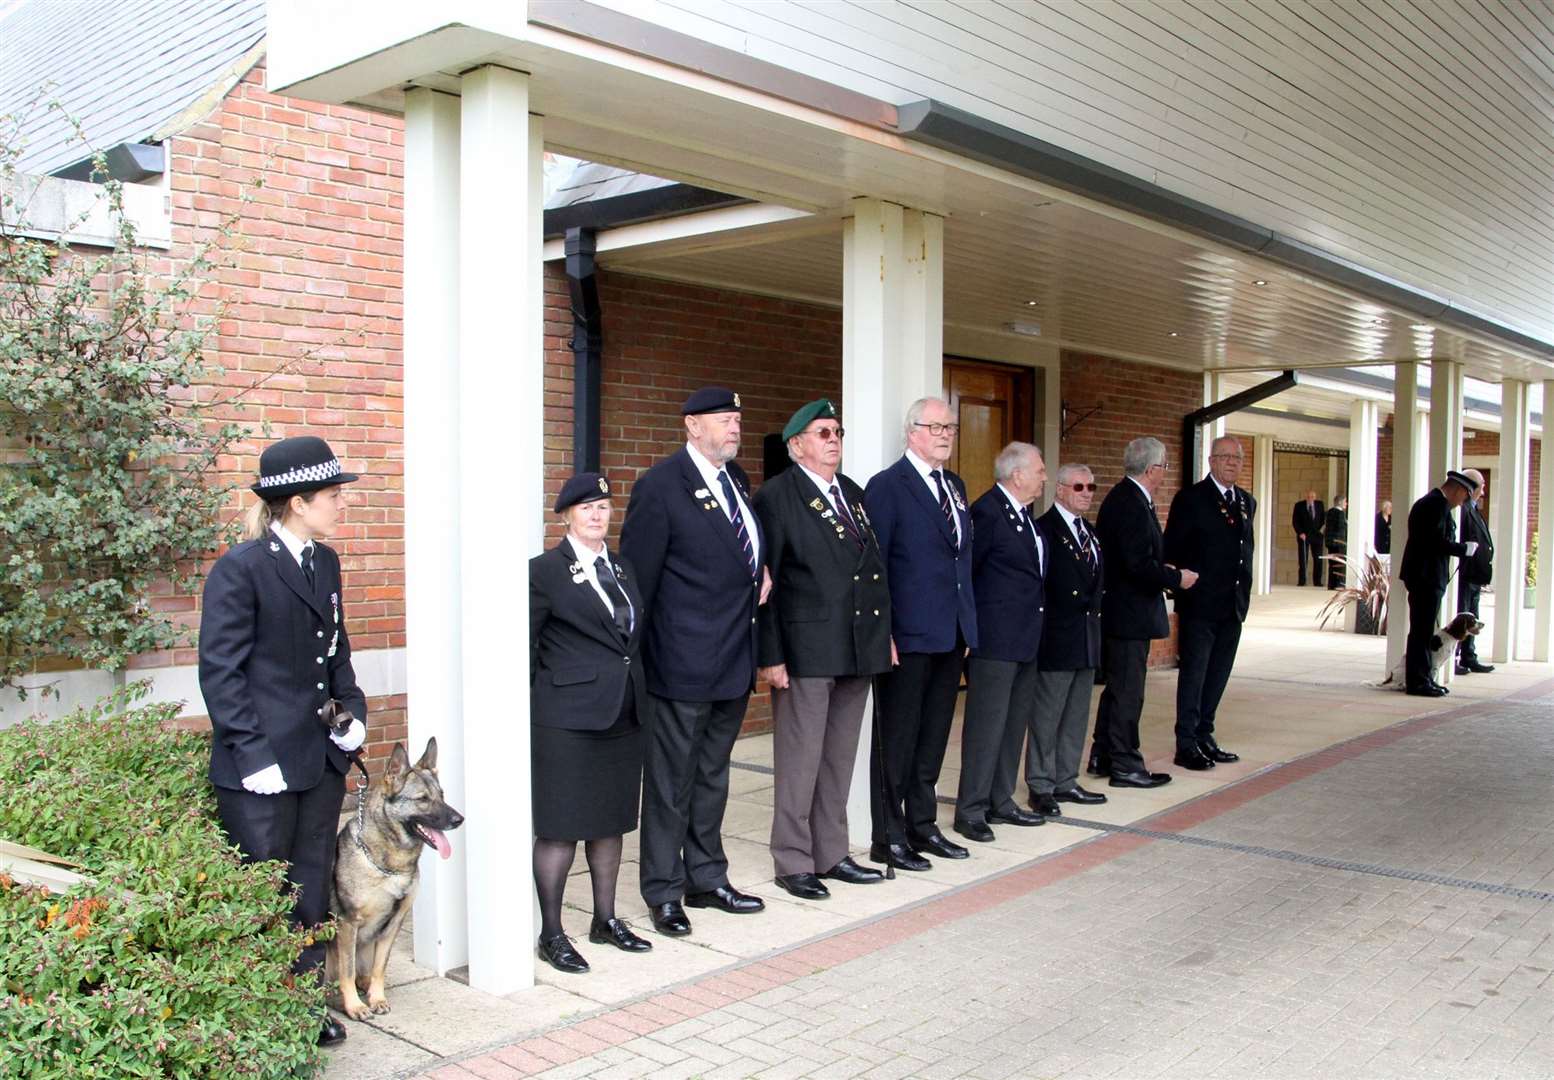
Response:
[754,399,890,900]
[621,386,771,936]
[1399,470,1480,696]
[1454,468,1495,676]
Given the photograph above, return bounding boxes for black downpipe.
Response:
[1182,370,1298,479]
[565,227,603,473]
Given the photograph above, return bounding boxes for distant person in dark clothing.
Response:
[1291,490,1325,586]
[1399,472,1479,696]
[1375,500,1392,555]
[1454,470,1495,675]
[1324,496,1348,588]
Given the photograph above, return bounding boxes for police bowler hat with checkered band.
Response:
[250,436,359,500]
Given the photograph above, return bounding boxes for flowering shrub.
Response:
[0,683,327,1077]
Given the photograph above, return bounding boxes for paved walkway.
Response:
[325,587,1554,1080]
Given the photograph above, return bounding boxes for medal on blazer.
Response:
[328,592,340,657]
[693,486,717,511]
[808,496,848,540]
[1217,490,1241,528]
[568,559,586,584]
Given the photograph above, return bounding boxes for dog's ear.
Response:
[383,743,410,794]
[415,736,438,772]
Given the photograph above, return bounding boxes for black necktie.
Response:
[932,470,959,547]
[1021,506,1041,571]
[831,483,864,549]
[300,542,316,588]
[718,470,757,577]
[595,556,632,635]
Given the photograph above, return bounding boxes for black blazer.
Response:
[1399,488,1469,594]
[1164,477,1256,623]
[1292,499,1325,540]
[1374,512,1392,555]
[863,455,977,653]
[619,447,765,702]
[753,466,891,678]
[198,536,366,791]
[529,539,648,731]
[968,486,1046,663]
[1460,500,1494,586]
[1095,478,1181,641]
[1324,506,1348,546]
[1036,506,1103,670]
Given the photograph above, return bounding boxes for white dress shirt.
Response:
[903,448,962,545]
[996,482,1044,574]
[686,441,761,569]
[567,533,633,629]
[1054,501,1098,562]
[270,520,311,568]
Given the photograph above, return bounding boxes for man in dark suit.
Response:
[1091,436,1195,788]
[1292,490,1325,587]
[1027,462,1108,816]
[754,399,890,900]
[953,442,1049,842]
[1324,496,1349,588]
[1164,435,1255,770]
[1455,469,1495,675]
[864,397,978,871]
[1399,470,1479,696]
[620,386,772,936]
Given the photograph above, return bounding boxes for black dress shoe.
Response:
[537,933,590,974]
[775,872,830,900]
[685,884,765,914]
[1173,746,1216,770]
[1197,739,1239,764]
[1462,660,1495,674]
[589,917,652,952]
[953,818,995,843]
[318,1015,347,1047]
[648,901,692,936]
[911,829,970,860]
[1406,683,1448,697]
[1429,680,1451,695]
[989,805,1045,827]
[822,856,884,885]
[868,841,931,872]
[1029,792,1061,817]
[1110,770,1172,788]
[1086,752,1111,777]
[1054,785,1107,805]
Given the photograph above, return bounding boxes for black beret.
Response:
[681,386,742,415]
[250,436,358,499]
[555,471,612,513]
[1445,469,1480,494]
[782,398,838,441]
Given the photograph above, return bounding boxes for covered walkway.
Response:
[324,588,1554,1079]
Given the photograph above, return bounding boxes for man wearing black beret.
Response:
[621,386,772,936]
[1399,470,1480,696]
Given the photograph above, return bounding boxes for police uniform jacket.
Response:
[1400,488,1469,594]
[968,486,1045,663]
[1036,506,1104,670]
[753,466,891,679]
[1164,477,1256,623]
[198,536,366,791]
[1095,478,1180,641]
[619,448,765,702]
[529,538,648,731]
[863,455,977,653]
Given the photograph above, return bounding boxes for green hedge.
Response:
[0,684,327,1078]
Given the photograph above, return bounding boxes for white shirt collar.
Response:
[997,482,1029,512]
[1127,475,1154,508]
[1210,474,1233,499]
[798,462,841,501]
[567,532,607,562]
[684,441,727,487]
[904,448,940,480]
[270,521,310,567]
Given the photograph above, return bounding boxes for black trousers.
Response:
[639,693,748,906]
[955,656,1039,824]
[1405,584,1446,689]
[1326,540,1347,588]
[1094,637,1149,774]
[1296,535,1324,586]
[1457,580,1483,663]
[871,647,963,845]
[215,767,346,977]
[1174,614,1242,752]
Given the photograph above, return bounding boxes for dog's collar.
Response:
[353,793,412,878]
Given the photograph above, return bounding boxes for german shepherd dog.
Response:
[329,738,463,1021]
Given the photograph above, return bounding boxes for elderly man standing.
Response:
[1455,468,1495,675]
[754,399,889,900]
[953,442,1049,842]
[1291,489,1325,587]
[864,397,977,871]
[1399,471,1480,696]
[1090,436,1195,788]
[1164,435,1254,771]
[1027,462,1108,816]
[621,386,771,937]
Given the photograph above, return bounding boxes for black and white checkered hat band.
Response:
[258,458,343,490]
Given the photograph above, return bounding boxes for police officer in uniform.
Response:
[199,436,366,1048]
[1400,471,1480,696]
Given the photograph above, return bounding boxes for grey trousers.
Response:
[770,675,871,876]
[956,656,1040,823]
[1027,668,1095,795]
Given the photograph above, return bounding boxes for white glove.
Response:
[330,718,366,753]
[241,764,287,795]
[1463,541,1479,557]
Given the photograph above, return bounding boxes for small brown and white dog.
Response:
[1373,611,1484,690]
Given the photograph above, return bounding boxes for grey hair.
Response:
[1054,462,1092,486]
[1210,435,1243,456]
[903,397,950,440]
[993,442,1043,482]
[1122,436,1166,477]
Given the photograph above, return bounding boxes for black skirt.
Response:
[531,704,643,842]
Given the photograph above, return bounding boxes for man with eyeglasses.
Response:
[753,399,890,900]
[862,397,978,871]
[1027,462,1109,815]
[1164,435,1255,770]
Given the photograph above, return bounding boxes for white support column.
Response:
[901,209,945,401]
[1252,433,1275,596]
[458,66,543,994]
[1386,363,1423,676]
[1493,379,1531,664]
[403,88,467,975]
[1038,357,1061,512]
[1536,381,1553,662]
[1345,400,1379,631]
[1200,373,1225,479]
[1414,410,1431,507]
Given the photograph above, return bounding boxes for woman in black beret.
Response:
[529,472,652,973]
[198,435,367,1047]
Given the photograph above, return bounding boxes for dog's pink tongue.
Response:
[425,827,451,860]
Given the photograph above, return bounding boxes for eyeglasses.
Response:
[1149,461,1171,471]
[807,426,845,441]
[1210,453,1244,461]
[1069,482,1098,492]
[913,422,960,436]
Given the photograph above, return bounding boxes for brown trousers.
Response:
[770,675,871,876]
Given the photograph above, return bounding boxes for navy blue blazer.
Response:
[619,447,765,702]
[968,486,1045,663]
[1036,506,1104,670]
[1095,477,1181,641]
[863,455,977,653]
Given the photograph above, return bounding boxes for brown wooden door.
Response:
[944,357,1035,498]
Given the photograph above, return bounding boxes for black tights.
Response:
[533,835,623,941]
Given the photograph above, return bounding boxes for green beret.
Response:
[782,398,839,442]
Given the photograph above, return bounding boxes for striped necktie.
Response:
[718,470,757,577]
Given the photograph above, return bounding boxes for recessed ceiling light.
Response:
[1003,321,1043,337]
[1370,318,1382,325]
[1168,331,1179,337]
[1252,279,1267,286]
[1026,300,1038,306]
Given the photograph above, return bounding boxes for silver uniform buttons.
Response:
[316,682,324,690]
